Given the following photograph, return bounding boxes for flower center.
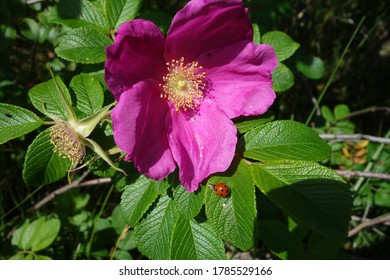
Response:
[161,57,206,111]
[50,122,85,163]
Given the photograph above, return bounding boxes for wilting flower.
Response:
[105,0,278,192]
[43,68,125,174]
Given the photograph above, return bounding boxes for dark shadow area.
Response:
[56,0,82,21]
[255,177,352,259]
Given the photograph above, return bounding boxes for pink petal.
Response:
[198,41,278,118]
[111,81,176,180]
[165,0,253,62]
[166,99,237,192]
[105,20,166,100]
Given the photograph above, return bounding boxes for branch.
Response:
[32,172,111,211]
[320,133,390,144]
[348,213,390,237]
[335,170,390,180]
[338,106,390,121]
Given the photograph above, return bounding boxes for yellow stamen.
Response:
[50,122,85,163]
[160,57,206,111]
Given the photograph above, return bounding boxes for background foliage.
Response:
[1,0,389,260]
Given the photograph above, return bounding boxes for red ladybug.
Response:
[212,183,230,198]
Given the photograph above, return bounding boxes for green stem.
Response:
[0,185,46,220]
[305,17,365,126]
[85,183,115,258]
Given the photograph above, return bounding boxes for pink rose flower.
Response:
[104,0,278,192]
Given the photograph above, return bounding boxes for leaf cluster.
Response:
[116,119,351,259]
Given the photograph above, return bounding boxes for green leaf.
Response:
[28,76,72,120]
[111,205,126,234]
[70,74,104,115]
[240,120,331,162]
[257,190,285,221]
[234,112,274,134]
[113,250,133,260]
[55,27,112,64]
[23,129,71,186]
[262,31,300,62]
[295,55,325,80]
[306,231,347,259]
[258,219,305,259]
[11,220,30,249]
[251,161,352,236]
[0,103,43,144]
[21,217,45,250]
[205,159,256,250]
[173,186,204,220]
[86,69,106,88]
[9,253,32,260]
[372,186,390,207]
[118,230,137,251]
[0,24,17,51]
[20,18,40,41]
[272,62,294,92]
[171,217,225,260]
[34,255,52,260]
[73,193,90,211]
[252,23,261,44]
[135,192,181,259]
[321,105,334,122]
[105,0,142,31]
[287,216,309,240]
[52,0,109,33]
[30,218,61,251]
[12,217,61,252]
[121,176,169,227]
[334,104,350,120]
[87,156,117,178]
